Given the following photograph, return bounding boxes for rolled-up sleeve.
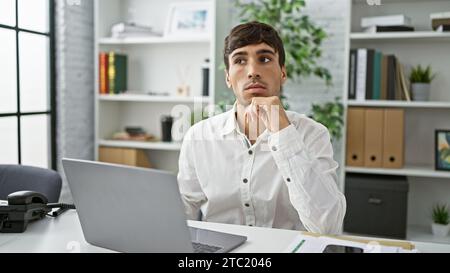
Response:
[267,124,346,235]
[177,128,206,220]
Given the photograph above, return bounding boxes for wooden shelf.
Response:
[98,36,210,45]
[99,140,181,151]
[99,94,211,104]
[345,165,450,179]
[347,100,450,109]
[350,31,450,41]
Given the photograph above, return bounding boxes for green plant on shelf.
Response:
[432,203,450,225]
[409,65,436,84]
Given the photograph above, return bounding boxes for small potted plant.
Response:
[431,203,450,237]
[409,64,436,101]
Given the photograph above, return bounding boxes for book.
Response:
[380,55,388,100]
[386,55,397,100]
[348,49,357,99]
[363,25,415,33]
[398,63,411,101]
[365,49,375,100]
[361,14,411,28]
[372,51,382,100]
[108,52,128,94]
[99,52,109,94]
[355,49,367,101]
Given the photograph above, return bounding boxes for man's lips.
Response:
[245,83,267,93]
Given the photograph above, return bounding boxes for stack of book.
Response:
[430,12,450,32]
[99,52,127,94]
[348,49,410,101]
[361,14,414,33]
[111,22,163,38]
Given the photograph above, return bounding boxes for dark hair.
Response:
[223,21,285,71]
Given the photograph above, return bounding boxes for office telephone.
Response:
[0,191,75,233]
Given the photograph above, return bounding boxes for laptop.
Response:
[62,158,247,253]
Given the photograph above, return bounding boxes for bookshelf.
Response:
[94,0,220,174]
[350,31,450,40]
[343,0,450,244]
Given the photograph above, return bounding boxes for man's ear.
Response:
[225,69,232,88]
[281,65,287,84]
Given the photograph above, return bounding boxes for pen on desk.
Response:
[291,239,305,253]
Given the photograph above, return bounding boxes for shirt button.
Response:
[272,146,277,151]
[287,178,291,182]
[245,203,250,207]
[248,150,253,155]
[243,178,248,184]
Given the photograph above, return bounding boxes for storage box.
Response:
[344,174,409,239]
[99,147,151,168]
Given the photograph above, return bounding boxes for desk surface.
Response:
[1,210,450,253]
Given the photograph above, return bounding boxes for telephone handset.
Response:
[7,191,48,205]
[0,191,75,233]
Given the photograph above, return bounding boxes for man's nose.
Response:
[247,62,261,80]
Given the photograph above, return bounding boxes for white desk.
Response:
[1,210,450,253]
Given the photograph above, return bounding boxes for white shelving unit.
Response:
[99,139,182,151]
[346,165,450,179]
[344,0,450,244]
[350,31,450,40]
[94,0,219,174]
[99,94,212,103]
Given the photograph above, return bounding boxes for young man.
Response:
[177,21,346,235]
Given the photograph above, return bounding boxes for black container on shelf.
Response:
[202,58,210,97]
[344,173,409,239]
[161,115,173,142]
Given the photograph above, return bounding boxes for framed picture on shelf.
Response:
[164,2,212,38]
[435,129,450,171]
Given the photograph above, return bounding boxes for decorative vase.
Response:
[431,223,450,237]
[411,83,430,101]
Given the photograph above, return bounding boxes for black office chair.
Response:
[0,165,62,203]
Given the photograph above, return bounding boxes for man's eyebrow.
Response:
[231,51,248,59]
[256,49,276,55]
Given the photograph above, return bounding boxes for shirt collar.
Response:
[220,102,239,136]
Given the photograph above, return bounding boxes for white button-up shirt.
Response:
[177,105,346,235]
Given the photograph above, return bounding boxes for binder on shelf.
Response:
[364,108,384,167]
[382,109,405,169]
[346,108,365,167]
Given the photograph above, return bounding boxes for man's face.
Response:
[225,43,287,106]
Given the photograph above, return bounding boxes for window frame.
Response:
[0,0,56,169]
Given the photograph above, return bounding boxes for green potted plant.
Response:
[234,0,332,85]
[431,203,450,237]
[409,64,436,101]
[310,97,344,142]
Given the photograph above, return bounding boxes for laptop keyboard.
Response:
[192,242,223,253]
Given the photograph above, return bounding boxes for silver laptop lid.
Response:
[62,158,193,253]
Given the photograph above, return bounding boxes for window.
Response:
[0,0,55,169]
